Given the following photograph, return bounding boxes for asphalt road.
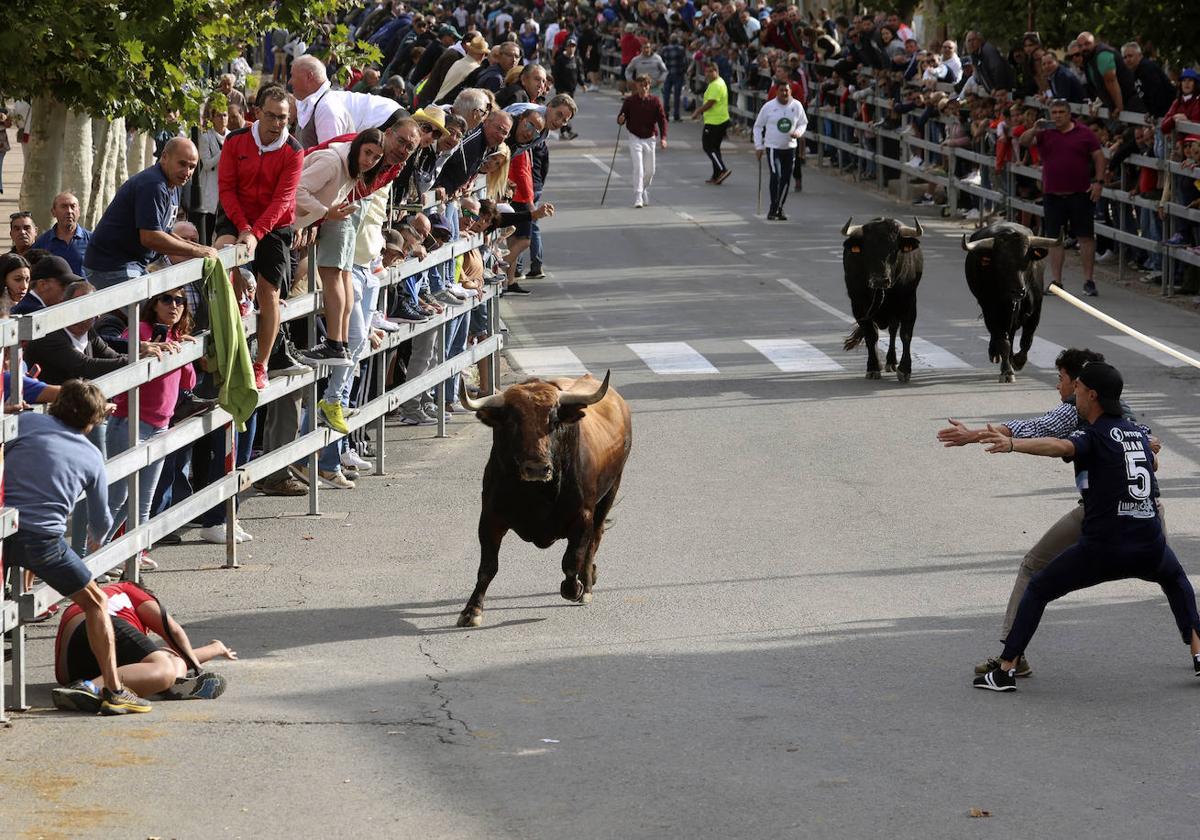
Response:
[5,88,1200,839]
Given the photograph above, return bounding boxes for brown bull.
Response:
[457,371,633,627]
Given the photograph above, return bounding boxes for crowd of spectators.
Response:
[2,1,594,712]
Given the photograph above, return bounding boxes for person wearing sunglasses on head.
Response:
[8,210,38,258]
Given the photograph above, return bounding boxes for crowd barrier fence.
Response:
[1,225,502,718]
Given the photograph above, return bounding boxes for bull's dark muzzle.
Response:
[519,461,554,482]
[867,274,892,290]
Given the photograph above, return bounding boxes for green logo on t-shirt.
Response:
[776,117,793,134]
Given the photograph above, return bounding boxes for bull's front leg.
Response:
[884,324,899,372]
[896,303,916,382]
[458,512,509,628]
[559,514,595,605]
[1013,300,1041,372]
[863,323,882,379]
[998,333,1016,383]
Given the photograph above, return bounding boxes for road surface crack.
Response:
[417,639,473,746]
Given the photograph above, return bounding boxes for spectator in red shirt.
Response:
[1020,99,1106,295]
[619,23,644,93]
[54,580,237,711]
[214,85,305,389]
[617,75,668,208]
[502,108,547,295]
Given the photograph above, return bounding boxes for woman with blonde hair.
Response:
[480,142,511,200]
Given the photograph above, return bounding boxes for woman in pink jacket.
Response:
[106,288,196,568]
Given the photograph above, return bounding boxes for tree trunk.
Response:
[87,117,124,229]
[127,130,147,176]
[60,109,93,221]
[113,118,128,191]
[18,96,67,230]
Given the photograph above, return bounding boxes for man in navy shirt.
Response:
[974,363,1200,691]
[83,137,216,289]
[32,192,91,274]
[10,255,81,315]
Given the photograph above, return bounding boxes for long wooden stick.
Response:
[1047,284,1200,369]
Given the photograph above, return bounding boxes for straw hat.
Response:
[412,106,447,136]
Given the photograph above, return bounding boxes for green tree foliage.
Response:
[938,0,1200,68]
[0,1,379,127]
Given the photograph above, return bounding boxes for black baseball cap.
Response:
[1077,362,1123,416]
[30,255,83,285]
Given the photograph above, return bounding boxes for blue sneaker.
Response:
[163,671,227,700]
[52,679,101,713]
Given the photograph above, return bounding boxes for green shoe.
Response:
[974,655,1031,678]
[318,399,349,434]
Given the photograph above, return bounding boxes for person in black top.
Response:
[974,363,1200,692]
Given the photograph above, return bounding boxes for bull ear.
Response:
[899,237,920,253]
[1027,246,1050,262]
[557,405,588,425]
[473,406,505,428]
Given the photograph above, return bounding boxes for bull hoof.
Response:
[865,370,882,380]
[896,370,911,383]
[456,609,483,628]
[580,592,594,606]
[1013,353,1028,371]
[885,361,897,373]
[1000,372,1016,383]
[560,578,584,602]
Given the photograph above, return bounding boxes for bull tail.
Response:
[843,323,867,352]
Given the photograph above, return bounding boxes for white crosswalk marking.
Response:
[1100,334,1194,368]
[628,342,719,375]
[1026,336,1066,369]
[908,337,973,369]
[507,347,590,377]
[745,339,845,372]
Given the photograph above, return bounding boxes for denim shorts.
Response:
[4,530,92,596]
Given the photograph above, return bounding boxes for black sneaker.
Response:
[300,341,354,368]
[525,266,546,280]
[973,666,1017,692]
[1083,280,1098,297]
[506,282,533,295]
[100,686,153,715]
[390,301,430,323]
[974,655,1031,678]
[714,168,732,185]
[1193,653,1200,677]
[766,211,778,221]
[776,211,788,221]
[268,343,310,378]
[52,679,102,713]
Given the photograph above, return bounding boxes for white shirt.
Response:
[67,329,89,354]
[742,17,761,39]
[544,23,560,53]
[313,90,402,145]
[296,80,332,129]
[753,98,808,150]
[937,54,962,82]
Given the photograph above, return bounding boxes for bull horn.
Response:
[460,377,506,412]
[558,370,611,407]
[898,217,924,238]
[840,217,862,238]
[1028,234,1062,249]
[963,236,995,252]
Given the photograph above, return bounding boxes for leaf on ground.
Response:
[968,808,992,818]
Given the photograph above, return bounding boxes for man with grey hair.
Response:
[290,54,405,147]
[453,88,493,131]
[1120,41,1173,117]
[477,41,522,92]
[33,191,91,274]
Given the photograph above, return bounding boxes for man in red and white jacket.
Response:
[215,85,305,388]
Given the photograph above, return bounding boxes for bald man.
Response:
[291,53,404,148]
[84,137,217,289]
[33,192,92,274]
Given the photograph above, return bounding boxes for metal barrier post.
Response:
[223,421,238,568]
[435,320,447,439]
[1118,194,1127,285]
[374,293,387,476]
[124,301,141,584]
[487,293,499,394]
[947,147,959,218]
[9,568,27,711]
[306,250,320,516]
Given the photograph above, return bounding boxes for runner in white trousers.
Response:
[617,75,668,208]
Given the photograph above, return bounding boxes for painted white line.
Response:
[1101,334,1194,368]
[774,278,854,323]
[676,211,695,221]
[745,339,845,372]
[975,335,1064,370]
[909,337,973,370]
[583,154,621,178]
[727,244,746,255]
[507,346,590,377]
[627,342,719,375]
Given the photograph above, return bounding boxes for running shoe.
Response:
[318,399,350,434]
[1193,653,1200,677]
[300,342,354,368]
[341,449,372,472]
[390,300,430,323]
[52,679,102,713]
[100,686,153,715]
[973,655,1031,678]
[268,344,310,378]
[163,671,227,700]
[371,311,401,333]
[972,666,1017,692]
[524,267,546,280]
[253,362,268,390]
[506,283,533,295]
[399,412,436,426]
[1083,280,1098,297]
[714,168,732,184]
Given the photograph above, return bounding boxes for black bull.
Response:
[841,217,925,382]
[456,372,633,628]
[963,221,1057,383]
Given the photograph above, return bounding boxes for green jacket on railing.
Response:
[202,257,258,430]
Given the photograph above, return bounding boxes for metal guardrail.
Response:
[1,220,503,716]
[599,34,1200,295]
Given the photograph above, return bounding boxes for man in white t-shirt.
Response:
[753,83,808,221]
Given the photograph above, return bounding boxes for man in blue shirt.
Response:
[83,137,216,289]
[4,380,153,714]
[32,192,91,274]
[973,363,1200,692]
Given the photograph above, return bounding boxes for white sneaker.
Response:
[906,155,924,169]
[371,311,401,333]
[341,449,372,472]
[965,208,981,220]
[633,198,644,208]
[234,521,253,543]
[198,524,229,544]
[643,189,650,206]
[961,169,982,186]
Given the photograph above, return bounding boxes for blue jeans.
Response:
[442,312,470,404]
[105,417,169,539]
[323,267,369,403]
[528,189,543,270]
[84,265,143,290]
[662,76,683,120]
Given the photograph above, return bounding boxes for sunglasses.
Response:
[419,123,437,134]
[158,294,187,307]
[9,211,32,220]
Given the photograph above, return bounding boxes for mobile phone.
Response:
[152,323,169,342]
